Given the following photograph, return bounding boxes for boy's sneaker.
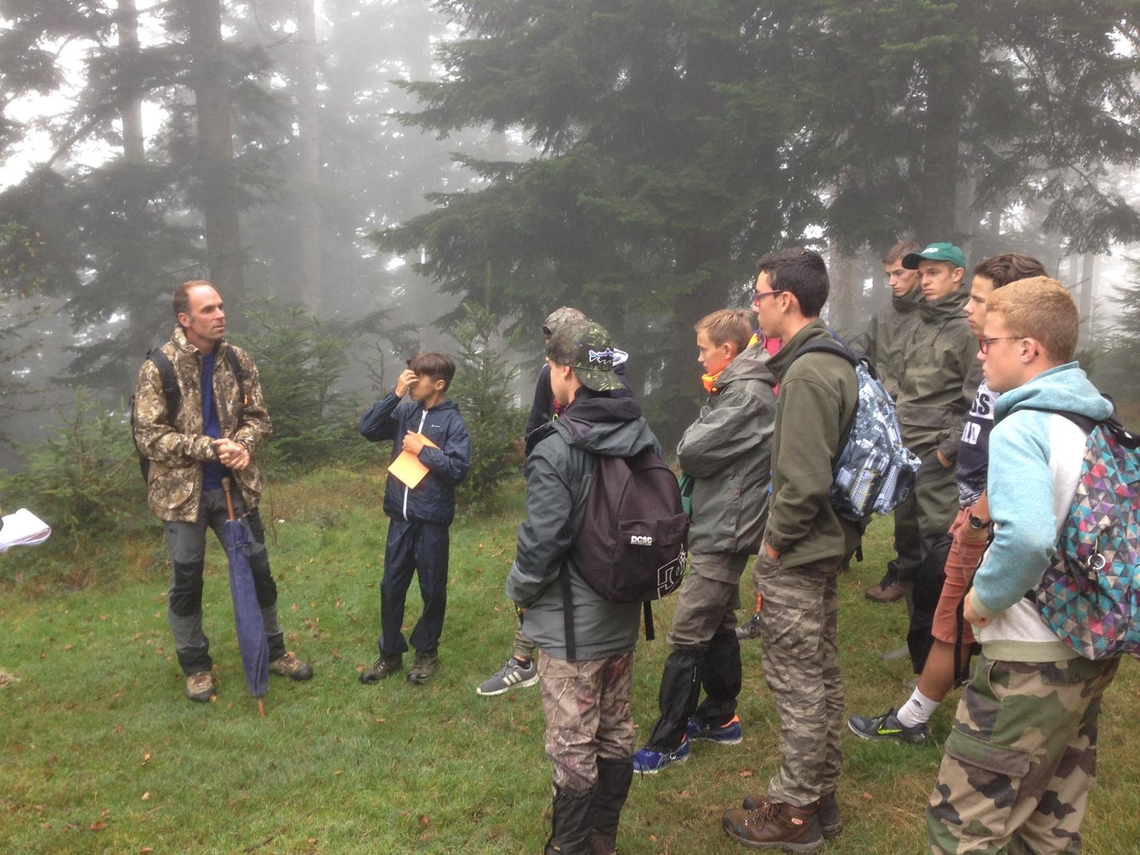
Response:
[847,708,929,745]
[687,715,743,745]
[268,651,313,681]
[632,737,691,774]
[476,657,539,696]
[735,611,763,641]
[359,653,402,684]
[407,650,440,685]
[186,671,216,703]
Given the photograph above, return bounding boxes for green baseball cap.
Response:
[902,242,966,270]
[545,317,624,392]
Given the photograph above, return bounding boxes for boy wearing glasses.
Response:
[722,248,860,851]
[927,277,1119,853]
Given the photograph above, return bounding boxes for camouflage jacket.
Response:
[133,326,272,522]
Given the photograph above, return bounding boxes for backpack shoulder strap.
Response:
[147,347,180,422]
[793,337,879,381]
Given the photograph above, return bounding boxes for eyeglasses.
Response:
[978,336,1021,354]
[751,289,785,305]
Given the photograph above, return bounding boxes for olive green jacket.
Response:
[895,286,983,463]
[133,326,272,522]
[763,321,861,569]
[855,286,924,399]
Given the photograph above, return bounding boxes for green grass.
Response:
[3,464,1139,853]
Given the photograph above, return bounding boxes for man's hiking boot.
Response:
[476,657,539,696]
[687,715,744,745]
[632,737,691,773]
[268,651,313,681]
[736,610,763,641]
[723,800,823,853]
[742,792,842,839]
[186,670,216,703]
[865,578,905,603]
[847,707,929,745]
[360,653,402,684]
[407,650,440,685]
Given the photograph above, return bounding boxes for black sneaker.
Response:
[735,611,763,641]
[847,708,929,745]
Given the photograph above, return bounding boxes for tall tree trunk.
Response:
[295,0,322,313]
[826,243,858,340]
[915,56,965,243]
[1080,253,1097,346]
[119,0,145,164]
[187,0,244,299]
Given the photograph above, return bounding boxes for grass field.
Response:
[3,464,1138,854]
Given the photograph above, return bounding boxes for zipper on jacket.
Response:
[402,408,428,520]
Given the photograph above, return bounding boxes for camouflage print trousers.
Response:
[538,652,636,794]
[927,653,1121,854]
[755,551,845,807]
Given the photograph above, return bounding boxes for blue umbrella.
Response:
[222,478,269,716]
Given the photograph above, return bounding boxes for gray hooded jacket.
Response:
[505,392,660,660]
[677,341,776,555]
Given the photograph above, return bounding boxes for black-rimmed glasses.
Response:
[751,289,785,305]
[978,336,1020,354]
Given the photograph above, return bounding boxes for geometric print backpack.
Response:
[1032,409,1140,660]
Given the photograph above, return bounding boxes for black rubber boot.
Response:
[545,784,595,855]
[644,648,702,749]
[587,758,633,855]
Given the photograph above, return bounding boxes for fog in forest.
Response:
[3,1,1140,477]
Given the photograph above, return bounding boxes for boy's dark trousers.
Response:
[378,518,450,657]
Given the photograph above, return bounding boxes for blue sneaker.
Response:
[632,737,691,773]
[687,715,743,745]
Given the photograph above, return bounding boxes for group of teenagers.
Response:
[133,242,1121,854]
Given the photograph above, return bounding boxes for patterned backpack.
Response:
[1032,409,1140,660]
[791,338,921,520]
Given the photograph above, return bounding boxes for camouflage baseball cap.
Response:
[545,317,623,392]
[542,306,587,339]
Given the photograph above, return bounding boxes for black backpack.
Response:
[130,347,244,482]
[560,446,689,659]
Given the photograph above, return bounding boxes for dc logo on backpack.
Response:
[1032,410,1140,660]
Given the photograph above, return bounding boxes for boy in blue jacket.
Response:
[358,351,471,685]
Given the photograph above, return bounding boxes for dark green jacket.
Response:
[895,286,983,462]
[855,286,924,399]
[677,341,776,555]
[763,321,860,569]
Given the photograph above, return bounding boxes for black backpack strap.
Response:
[792,336,878,381]
[148,348,180,420]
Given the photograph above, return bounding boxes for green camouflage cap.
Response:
[543,306,587,339]
[902,241,966,270]
[545,317,623,392]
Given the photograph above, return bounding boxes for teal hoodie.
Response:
[968,362,1113,662]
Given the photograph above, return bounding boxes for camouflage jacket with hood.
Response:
[133,325,272,522]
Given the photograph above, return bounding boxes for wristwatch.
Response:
[967,513,992,534]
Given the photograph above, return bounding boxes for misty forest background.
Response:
[3,0,1140,552]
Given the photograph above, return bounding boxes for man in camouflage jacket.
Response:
[133,280,312,703]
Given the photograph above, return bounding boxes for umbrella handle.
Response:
[221,477,237,522]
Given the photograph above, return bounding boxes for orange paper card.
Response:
[387,433,439,489]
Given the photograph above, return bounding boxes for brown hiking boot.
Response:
[269,651,313,681]
[723,800,823,852]
[864,580,905,602]
[360,653,402,684]
[186,671,216,703]
[742,793,842,839]
[407,650,440,685]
